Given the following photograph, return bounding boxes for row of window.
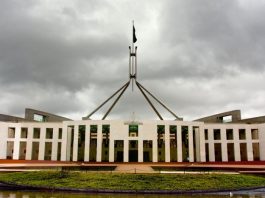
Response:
[8,127,63,139]
[204,129,259,140]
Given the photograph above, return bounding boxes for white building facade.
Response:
[0,120,265,163]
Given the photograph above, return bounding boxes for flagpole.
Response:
[132,20,134,91]
[132,20,134,54]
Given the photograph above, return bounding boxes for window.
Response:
[239,129,246,140]
[129,125,138,137]
[251,129,259,140]
[102,125,110,144]
[21,128,28,138]
[222,115,232,123]
[204,129,208,140]
[58,128,62,139]
[33,128,40,139]
[33,114,47,122]
[103,125,110,133]
[226,129,233,140]
[157,125,165,147]
[46,128,53,139]
[90,125,97,133]
[8,128,15,138]
[214,129,221,140]
[170,125,177,134]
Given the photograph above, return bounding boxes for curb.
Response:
[1,182,265,195]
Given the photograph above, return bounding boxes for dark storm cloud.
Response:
[0,8,127,90]
[143,0,265,81]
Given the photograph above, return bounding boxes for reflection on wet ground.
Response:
[1,190,265,198]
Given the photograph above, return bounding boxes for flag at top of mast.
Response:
[133,22,137,43]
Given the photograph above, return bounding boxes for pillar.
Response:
[208,128,215,162]
[109,139,115,162]
[38,127,45,160]
[221,127,228,162]
[12,126,21,160]
[72,125,78,161]
[199,126,206,162]
[84,125,90,162]
[246,127,253,161]
[51,128,58,161]
[26,127,33,160]
[124,140,129,162]
[138,140,143,162]
[188,125,194,162]
[165,125,170,162]
[96,125,102,162]
[177,125,182,162]
[233,127,240,161]
[153,139,158,162]
[62,125,71,161]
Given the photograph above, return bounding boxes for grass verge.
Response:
[0,171,265,191]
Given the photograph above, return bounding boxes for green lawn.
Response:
[1,171,265,191]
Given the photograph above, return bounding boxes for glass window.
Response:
[251,129,259,140]
[90,125,97,133]
[21,128,28,138]
[58,128,62,139]
[226,129,233,140]
[204,129,208,140]
[214,129,221,140]
[129,125,138,137]
[239,129,246,140]
[8,128,15,138]
[33,114,47,122]
[33,128,40,139]
[46,128,53,139]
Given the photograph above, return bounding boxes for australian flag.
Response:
[133,25,137,43]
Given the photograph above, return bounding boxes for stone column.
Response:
[233,127,240,161]
[12,126,21,160]
[199,126,206,162]
[165,125,170,162]
[246,127,253,161]
[84,125,90,162]
[138,140,143,162]
[109,139,115,162]
[51,128,58,161]
[188,125,194,162]
[259,124,265,160]
[26,127,33,160]
[96,125,102,162]
[124,140,129,162]
[72,125,78,161]
[208,128,215,162]
[61,124,69,161]
[153,139,158,162]
[177,125,182,162]
[194,127,201,162]
[0,124,7,159]
[221,127,228,162]
[38,127,45,160]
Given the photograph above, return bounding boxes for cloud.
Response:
[0,0,265,121]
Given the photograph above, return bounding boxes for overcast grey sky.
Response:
[1,0,265,121]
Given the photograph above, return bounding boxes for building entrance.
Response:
[116,151,123,162]
[129,140,138,162]
[129,150,138,162]
[114,140,124,162]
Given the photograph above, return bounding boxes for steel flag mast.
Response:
[83,22,182,121]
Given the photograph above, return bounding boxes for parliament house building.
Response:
[0,108,265,163]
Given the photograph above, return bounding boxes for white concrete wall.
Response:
[0,122,8,159]
[259,124,265,160]
[0,120,264,163]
